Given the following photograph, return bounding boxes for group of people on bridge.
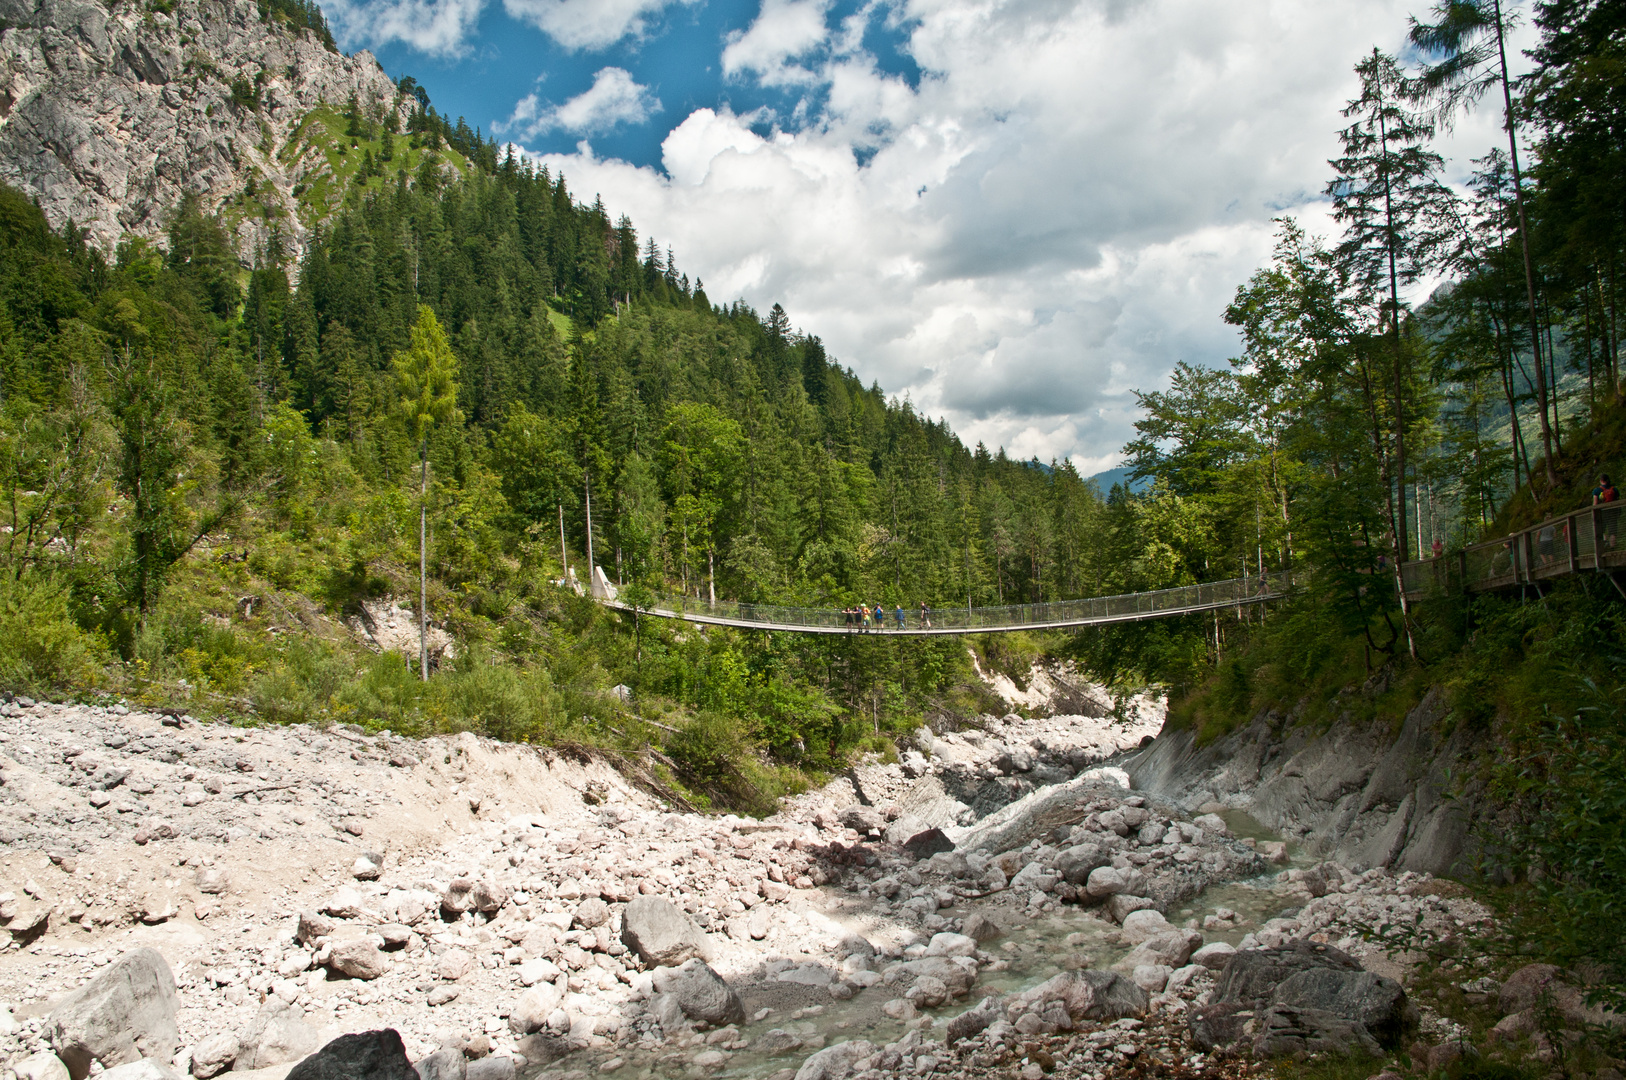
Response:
[843,601,932,631]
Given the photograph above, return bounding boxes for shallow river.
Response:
[658,809,1311,1080]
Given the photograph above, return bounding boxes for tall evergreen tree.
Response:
[393,305,460,679]
[1410,0,1559,483]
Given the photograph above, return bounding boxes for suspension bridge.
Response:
[579,500,1626,636]
[587,569,1287,636]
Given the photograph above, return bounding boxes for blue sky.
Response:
[325,0,1532,472]
[355,0,924,171]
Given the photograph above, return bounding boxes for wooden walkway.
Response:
[1402,503,1626,599]
[595,574,1286,635]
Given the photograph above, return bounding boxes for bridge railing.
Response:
[609,572,1290,632]
[1401,503,1626,599]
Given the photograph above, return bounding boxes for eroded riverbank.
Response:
[0,695,1502,1080]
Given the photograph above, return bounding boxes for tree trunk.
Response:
[1493,0,1555,487]
[1376,93,1416,659]
[558,502,567,580]
[419,436,429,682]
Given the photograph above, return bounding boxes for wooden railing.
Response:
[1401,504,1626,599]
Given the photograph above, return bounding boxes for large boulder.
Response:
[1210,940,1361,1007]
[1053,843,1111,886]
[236,1000,323,1071]
[793,1039,875,1080]
[285,1030,418,1080]
[1274,967,1411,1047]
[1113,929,1202,971]
[574,898,610,928]
[296,911,335,946]
[903,827,955,860]
[466,1059,514,1080]
[944,995,1005,1044]
[1499,964,1562,1015]
[13,1055,70,1080]
[1119,909,1172,943]
[621,896,712,967]
[411,1048,467,1080]
[1189,942,1415,1057]
[962,913,1002,943]
[43,948,180,1080]
[189,1033,239,1079]
[327,939,386,980]
[509,984,564,1035]
[652,959,745,1025]
[1084,866,1146,899]
[1005,970,1148,1023]
[895,956,978,998]
[839,806,885,833]
[1251,1004,1384,1058]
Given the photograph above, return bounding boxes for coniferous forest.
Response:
[0,0,1624,849]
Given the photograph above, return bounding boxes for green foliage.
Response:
[394,306,460,444]
[256,0,335,50]
[1488,647,1626,1011]
[0,574,110,693]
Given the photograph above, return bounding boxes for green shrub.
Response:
[427,652,565,743]
[251,639,359,726]
[664,711,778,816]
[1490,664,1626,1012]
[0,574,110,693]
[330,650,425,733]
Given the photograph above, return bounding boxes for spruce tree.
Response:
[392,306,460,680]
[1327,50,1456,655]
[1409,0,1558,483]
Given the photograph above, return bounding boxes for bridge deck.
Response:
[1402,503,1626,599]
[598,574,1285,635]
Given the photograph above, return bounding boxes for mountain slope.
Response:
[0,0,410,260]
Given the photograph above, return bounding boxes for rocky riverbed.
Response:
[0,695,1593,1080]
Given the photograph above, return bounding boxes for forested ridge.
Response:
[1,0,1625,845]
[0,122,1196,804]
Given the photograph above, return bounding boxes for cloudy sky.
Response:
[325,0,1531,475]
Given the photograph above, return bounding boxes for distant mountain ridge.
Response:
[1086,465,1149,494]
[0,0,408,261]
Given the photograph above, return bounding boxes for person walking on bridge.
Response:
[919,601,931,629]
[895,604,906,629]
[1594,474,1619,550]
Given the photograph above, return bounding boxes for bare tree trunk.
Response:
[1493,0,1555,486]
[420,437,429,681]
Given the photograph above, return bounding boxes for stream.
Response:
[638,809,1314,1080]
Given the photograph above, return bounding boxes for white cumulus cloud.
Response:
[498,68,661,139]
[324,0,488,57]
[500,0,698,50]
[510,0,1538,469]
[721,0,833,85]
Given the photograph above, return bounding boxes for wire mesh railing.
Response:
[1401,503,1626,599]
[602,572,1290,635]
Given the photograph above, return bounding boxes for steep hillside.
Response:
[0,0,426,260]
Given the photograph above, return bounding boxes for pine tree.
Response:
[1410,0,1558,484]
[392,306,460,680]
[1327,50,1457,659]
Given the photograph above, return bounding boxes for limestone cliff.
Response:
[0,0,410,260]
[1125,687,1486,877]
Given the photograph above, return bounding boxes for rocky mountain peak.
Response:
[0,0,410,263]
